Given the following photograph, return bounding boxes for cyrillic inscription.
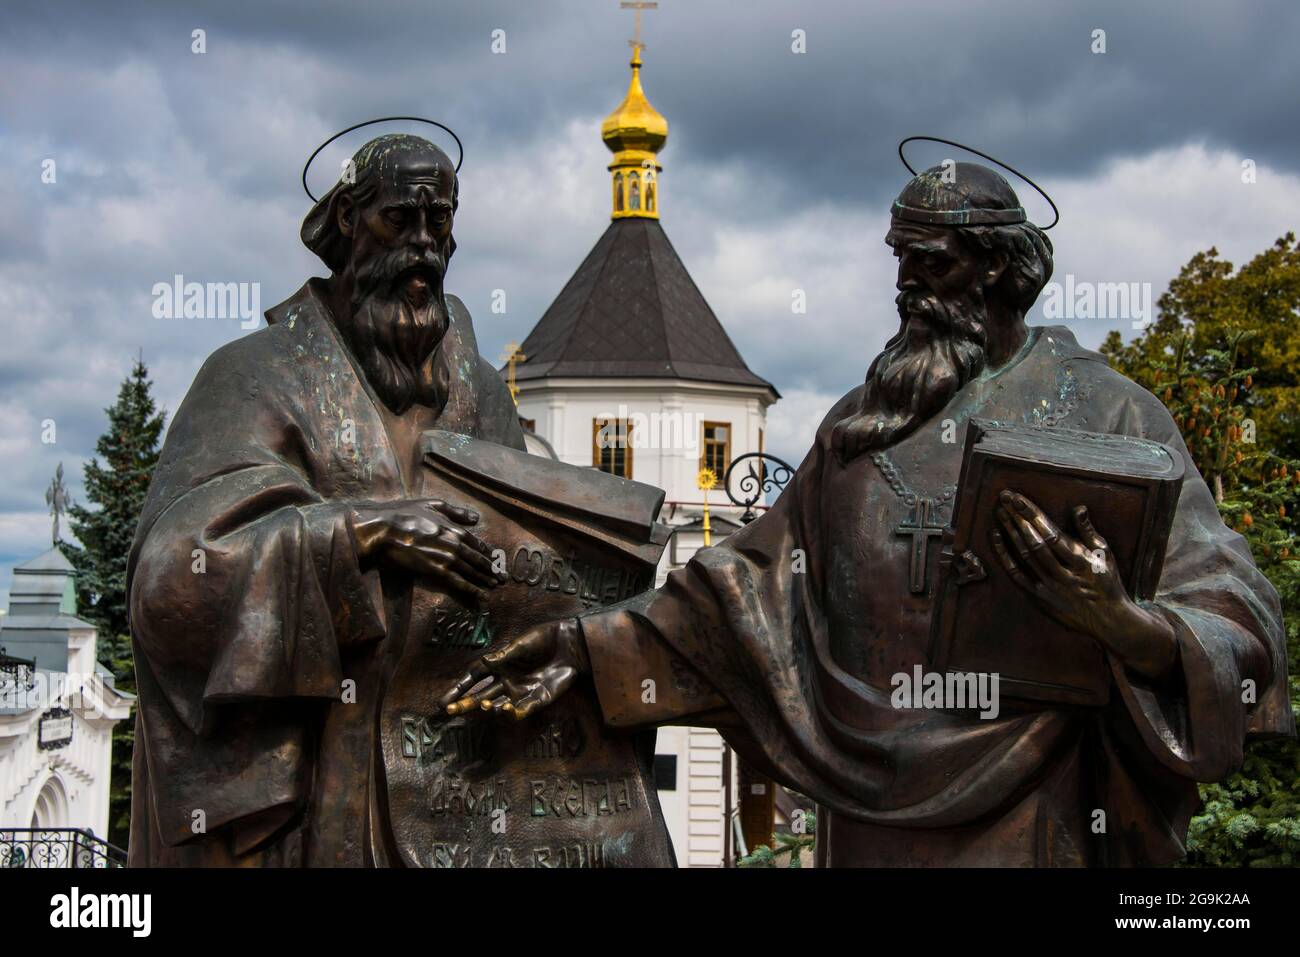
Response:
[426,606,494,648]
[430,776,510,816]
[530,776,635,818]
[524,718,585,759]
[400,715,491,766]
[509,545,651,608]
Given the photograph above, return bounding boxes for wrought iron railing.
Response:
[0,828,126,868]
[0,645,36,695]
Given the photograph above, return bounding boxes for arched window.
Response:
[613,172,624,211]
[628,171,641,211]
[645,178,656,212]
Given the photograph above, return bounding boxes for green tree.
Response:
[1103,233,1300,459]
[737,811,817,868]
[1103,240,1300,867]
[61,356,166,850]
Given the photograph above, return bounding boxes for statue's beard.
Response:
[347,248,449,414]
[832,287,988,461]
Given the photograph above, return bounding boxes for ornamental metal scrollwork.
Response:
[722,452,797,525]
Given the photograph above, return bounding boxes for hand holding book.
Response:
[990,489,1178,683]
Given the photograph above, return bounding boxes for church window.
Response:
[701,422,730,479]
[593,417,633,478]
[613,172,624,211]
[628,171,641,210]
[653,754,678,791]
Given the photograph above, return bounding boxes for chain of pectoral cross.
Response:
[871,451,956,595]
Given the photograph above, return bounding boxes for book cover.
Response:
[375,430,675,867]
[930,420,1184,707]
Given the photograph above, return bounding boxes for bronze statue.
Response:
[126,132,674,866]
[438,162,1294,866]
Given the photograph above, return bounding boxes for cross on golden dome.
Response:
[604,2,666,220]
[621,1,657,53]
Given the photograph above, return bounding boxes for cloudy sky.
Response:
[2,0,1298,606]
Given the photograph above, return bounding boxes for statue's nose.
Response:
[408,208,434,248]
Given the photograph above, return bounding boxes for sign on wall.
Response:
[38,707,73,751]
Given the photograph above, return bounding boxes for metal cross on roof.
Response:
[620,0,658,52]
[45,462,73,546]
[500,342,527,406]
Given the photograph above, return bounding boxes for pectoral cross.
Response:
[896,498,945,594]
[620,1,658,53]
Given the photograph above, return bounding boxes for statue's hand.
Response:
[350,499,505,600]
[436,619,588,720]
[990,490,1177,682]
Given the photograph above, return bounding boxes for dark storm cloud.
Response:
[1,0,1297,598]
[7,0,1296,214]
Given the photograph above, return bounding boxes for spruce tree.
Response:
[62,356,166,849]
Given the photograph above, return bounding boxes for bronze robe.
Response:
[580,325,1293,866]
[127,280,524,866]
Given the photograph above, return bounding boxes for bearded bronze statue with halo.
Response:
[126,117,1292,867]
[436,137,1294,868]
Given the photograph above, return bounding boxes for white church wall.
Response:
[1,703,119,838]
[517,378,769,504]
[518,375,772,867]
[0,564,133,855]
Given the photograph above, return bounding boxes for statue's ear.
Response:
[982,249,1009,288]
[336,193,357,238]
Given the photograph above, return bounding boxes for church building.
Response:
[0,545,134,866]
[511,43,779,866]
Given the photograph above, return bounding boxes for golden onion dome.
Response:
[600,47,668,155]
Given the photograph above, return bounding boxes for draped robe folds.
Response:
[126,279,524,866]
[580,325,1294,867]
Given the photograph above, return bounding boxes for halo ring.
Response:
[897,136,1059,230]
[302,116,464,202]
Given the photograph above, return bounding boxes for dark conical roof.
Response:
[514,218,776,396]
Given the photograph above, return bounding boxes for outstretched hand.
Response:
[436,618,589,720]
[990,489,1177,681]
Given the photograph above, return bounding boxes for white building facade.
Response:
[0,548,134,865]
[512,47,779,866]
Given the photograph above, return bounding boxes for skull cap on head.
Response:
[348,133,455,187]
[891,163,1026,228]
[300,133,458,274]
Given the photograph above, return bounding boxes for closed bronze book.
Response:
[376,430,675,867]
[931,420,1184,707]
